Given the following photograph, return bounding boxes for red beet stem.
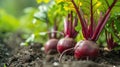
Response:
[64,13,78,38]
[52,20,58,38]
[46,31,64,37]
[64,14,70,37]
[105,22,118,50]
[91,0,117,41]
[72,17,78,38]
[89,0,94,38]
[105,30,115,50]
[69,12,73,37]
[72,0,88,39]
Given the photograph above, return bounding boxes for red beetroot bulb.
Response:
[74,40,99,59]
[57,37,75,54]
[44,39,58,54]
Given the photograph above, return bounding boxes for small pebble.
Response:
[53,62,59,66]
[41,47,45,51]
[5,53,10,56]
[113,65,116,67]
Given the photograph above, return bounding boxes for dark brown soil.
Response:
[4,43,120,67]
[0,43,11,67]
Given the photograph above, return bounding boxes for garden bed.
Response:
[4,43,120,67]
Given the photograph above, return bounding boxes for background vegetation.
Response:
[0,0,120,49]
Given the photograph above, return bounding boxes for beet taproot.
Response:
[74,40,99,59]
[44,39,58,54]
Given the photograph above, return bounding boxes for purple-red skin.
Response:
[68,0,117,59]
[57,37,75,54]
[44,39,58,54]
[74,40,99,59]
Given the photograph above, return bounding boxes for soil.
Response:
[0,43,11,67]
[2,43,119,67]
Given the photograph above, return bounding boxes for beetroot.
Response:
[44,39,58,54]
[44,20,61,54]
[71,0,117,59]
[74,40,99,59]
[57,37,75,54]
[57,12,78,54]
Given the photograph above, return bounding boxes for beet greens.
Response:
[72,0,118,41]
[105,14,120,50]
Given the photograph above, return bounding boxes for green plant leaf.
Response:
[36,0,50,3]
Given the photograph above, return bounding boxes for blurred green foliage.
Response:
[0,9,19,32]
[0,0,45,45]
[0,0,120,49]
[0,0,37,17]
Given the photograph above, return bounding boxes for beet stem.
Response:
[64,14,70,37]
[72,17,78,38]
[105,0,110,7]
[89,0,94,38]
[48,30,52,39]
[91,0,117,41]
[69,12,73,37]
[52,20,58,38]
[46,31,64,37]
[71,0,88,39]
